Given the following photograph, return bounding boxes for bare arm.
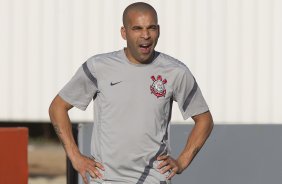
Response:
[176,111,214,172]
[157,111,214,179]
[49,95,78,158]
[49,95,104,184]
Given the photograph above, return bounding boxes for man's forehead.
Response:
[126,10,158,25]
[123,3,158,27]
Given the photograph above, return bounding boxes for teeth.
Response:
[140,44,150,47]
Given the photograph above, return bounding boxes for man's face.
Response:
[121,10,160,64]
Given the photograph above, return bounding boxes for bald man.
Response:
[49,2,213,184]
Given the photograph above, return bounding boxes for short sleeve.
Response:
[59,61,98,111]
[173,68,209,120]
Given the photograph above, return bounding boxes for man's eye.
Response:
[149,26,158,30]
[132,27,142,30]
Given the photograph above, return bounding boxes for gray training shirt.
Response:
[59,49,209,184]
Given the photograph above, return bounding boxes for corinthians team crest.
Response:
[150,75,167,98]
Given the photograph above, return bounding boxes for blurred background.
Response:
[0,0,281,183]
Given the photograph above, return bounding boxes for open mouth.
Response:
[139,43,152,54]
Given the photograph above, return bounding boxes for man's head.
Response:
[121,2,160,64]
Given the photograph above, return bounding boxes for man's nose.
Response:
[141,29,150,39]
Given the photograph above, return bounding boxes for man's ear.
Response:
[121,26,127,40]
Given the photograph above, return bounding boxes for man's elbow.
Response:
[194,111,214,133]
[49,98,58,121]
[207,112,214,132]
[49,95,64,119]
[209,119,214,133]
[49,95,73,118]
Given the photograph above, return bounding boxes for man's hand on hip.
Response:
[157,154,187,180]
[71,153,105,184]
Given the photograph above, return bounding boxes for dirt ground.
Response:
[28,141,67,184]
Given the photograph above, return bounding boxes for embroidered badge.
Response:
[150,75,167,98]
